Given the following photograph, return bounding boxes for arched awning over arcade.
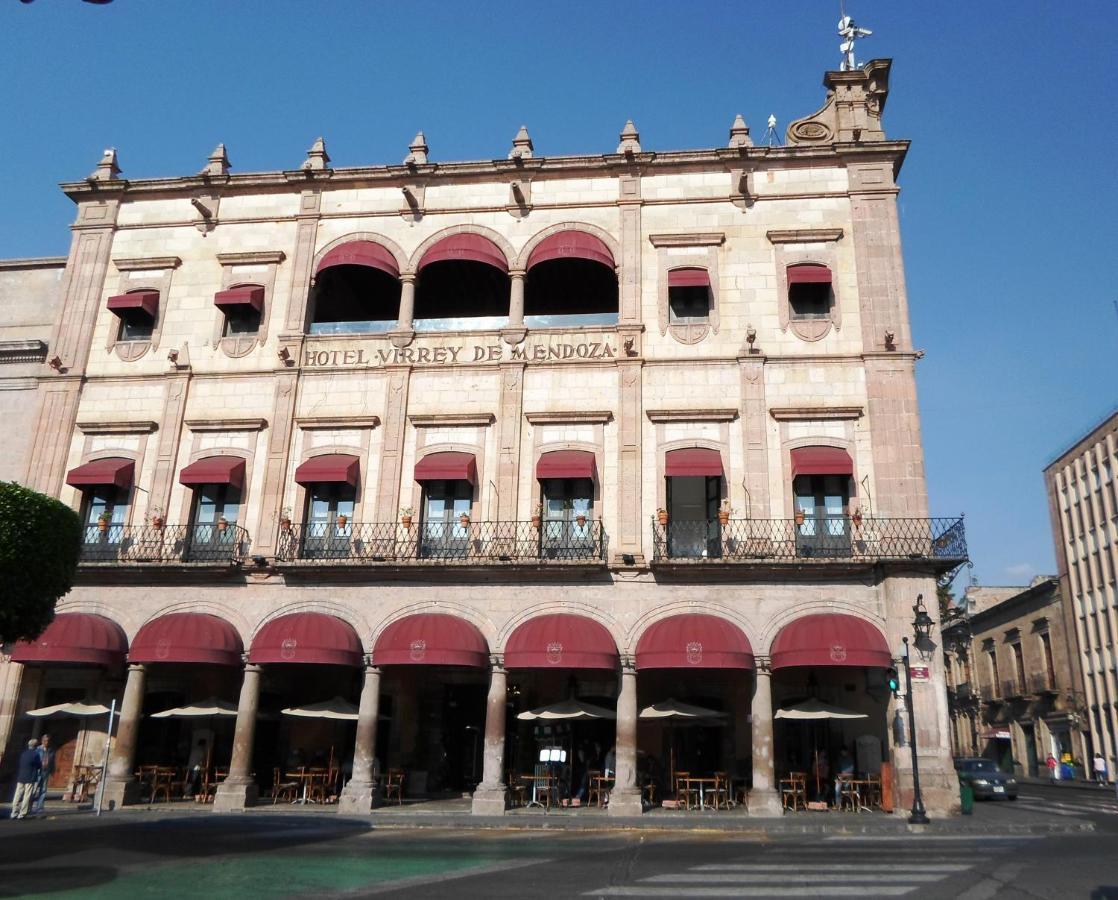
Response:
[504,614,618,670]
[417,234,508,273]
[129,613,244,667]
[315,240,400,278]
[10,613,128,668]
[249,613,363,667]
[526,231,615,270]
[635,614,754,670]
[372,614,488,668]
[769,614,892,670]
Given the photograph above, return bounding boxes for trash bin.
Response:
[959,781,974,815]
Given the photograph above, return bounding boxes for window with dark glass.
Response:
[222,304,262,336]
[540,478,594,555]
[302,482,356,557]
[117,307,155,341]
[420,479,473,557]
[668,284,710,323]
[81,486,127,544]
[794,474,851,556]
[189,484,241,556]
[666,475,720,558]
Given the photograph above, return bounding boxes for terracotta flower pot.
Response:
[151,516,164,530]
[531,515,541,529]
[217,518,228,532]
[717,510,730,526]
[401,515,412,529]
[280,518,291,532]
[576,515,587,527]
[459,514,470,527]
[657,511,669,526]
[336,515,347,528]
[794,511,805,526]
[852,511,863,527]
[97,519,109,533]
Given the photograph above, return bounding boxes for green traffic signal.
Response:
[886,668,900,694]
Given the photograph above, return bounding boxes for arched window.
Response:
[786,264,833,321]
[107,290,158,341]
[415,234,509,331]
[525,231,617,327]
[309,241,401,334]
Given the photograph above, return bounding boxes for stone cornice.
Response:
[646,408,738,423]
[184,417,267,432]
[766,228,844,244]
[408,413,495,427]
[769,406,863,421]
[0,339,48,363]
[525,410,613,425]
[76,420,158,435]
[295,416,380,430]
[216,251,287,266]
[648,232,725,248]
[0,257,66,270]
[113,256,182,271]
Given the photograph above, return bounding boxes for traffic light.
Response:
[886,667,900,696]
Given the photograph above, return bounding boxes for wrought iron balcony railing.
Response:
[276,519,606,565]
[651,516,967,567]
[78,524,249,565]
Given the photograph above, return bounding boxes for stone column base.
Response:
[607,788,643,817]
[337,780,377,815]
[100,777,141,811]
[747,789,783,816]
[470,786,508,816]
[213,778,258,812]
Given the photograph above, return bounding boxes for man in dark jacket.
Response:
[10,739,41,820]
[32,733,55,816]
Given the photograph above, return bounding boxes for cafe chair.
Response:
[836,774,858,811]
[780,772,807,812]
[711,772,732,810]
[384,769,406,805]
[506,771,527,808]
[586,769,605,808]
[271,767,299,804]
[674,772,697,811]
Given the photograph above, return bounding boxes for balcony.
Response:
[948,682,977,704]
[1001,679,1026,700]
[651,516,967,569]
[275,520,606,567]
[78,524,249,566]
[1026,672,1059,695]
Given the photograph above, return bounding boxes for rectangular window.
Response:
[117,308,155,341]
[987,650,1000,692]
[788,282,832,320]
[668,284,710,323]
[1011,642,1026,689]
[188,483,241,560]
[302,482,357,558]
[80,487,128,553]
[794,474,851,557]
[222,306,262,336]
[540,477,594,558]
[666,474,721,559]
[1039,632,1055,688]
[420,479,473,558]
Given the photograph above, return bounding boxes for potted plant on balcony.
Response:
[530,503,542,530]
[718,499,731,526]
[217,516,228,532]
[336,513,348,528]
[279,507,292,532]
[400,507,414,529]
[657,508,669,526]
[851,506,863,527]
[794,509,806,527]
[575,512,587,528]
[150,507,164,530]
[96,511,112,533]
[459,512,471,527]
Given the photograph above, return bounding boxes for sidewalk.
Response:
[1018,775,1117,793]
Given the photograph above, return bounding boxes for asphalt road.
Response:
[0,784,1114,899]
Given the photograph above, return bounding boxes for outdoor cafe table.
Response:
[682,776,720,810]
[70,764,102,803]
[590,775,614,808]
[520,773,557,809]
[290,767,329,804]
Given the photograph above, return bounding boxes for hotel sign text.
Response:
[302,336,622,369]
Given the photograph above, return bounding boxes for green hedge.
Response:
[0,482,82,644]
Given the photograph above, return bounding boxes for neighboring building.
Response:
[0,58,968,816]
[1044,408,1118,776]
[943,577,1086,777]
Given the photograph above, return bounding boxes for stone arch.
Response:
[368,601,499,653]
[131,601,252,647]
[249,600,370,651]
[407,224,516,274]
[624,600,757,656]
[311,232,409,280]
[495,602,621,654]
[758,601,888,657]
[515,222,622,272]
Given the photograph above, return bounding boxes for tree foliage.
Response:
[0,482,82,644]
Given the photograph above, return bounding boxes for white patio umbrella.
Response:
[281,698,360,776]
[516,698,616,721]
[26,702,120,797]
[639,698,725,784]
[150,698,238,719]
[774,699,868,720]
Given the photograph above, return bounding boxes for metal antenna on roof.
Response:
[763,115,780,147]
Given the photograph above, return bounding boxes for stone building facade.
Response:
[943,578,1086,776]
[0,59,967,816]
[1044,408,1118,776]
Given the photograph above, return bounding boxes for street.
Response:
[0,784,1114,898]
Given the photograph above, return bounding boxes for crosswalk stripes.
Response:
[1013,791,1118,818]
[584,839,1032,898]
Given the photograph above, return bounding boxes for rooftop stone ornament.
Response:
[616,120,641,155]
[785,57,891,145]
[88,148,121,182]
[301,137,330,171]
[508,125,534,160]
[201,143,230,178]
[727,114,752,149]
[404,132,429,166]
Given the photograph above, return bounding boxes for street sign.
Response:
[910,666,930,682]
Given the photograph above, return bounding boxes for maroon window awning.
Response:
[668,268,710,288]
[635,614,754,670]
[665,448,723,477]
[414,451,477,484]
[179,456,245,488]
[66,457,134,489]
[129,613,244,667]
[315,240,400,278]
[294,454,360,487]
[372,614,489,668]
[10,613,127,668]
[787,264,832,285]
[107,290,159,318]
[213,285,264,311]
[790,446,854,478]
[418,234,508,273]
[504,614,618,670]
[770,614,892,669]
[527,231,615,270]
[537,450,596,481]
[249,613,363,667]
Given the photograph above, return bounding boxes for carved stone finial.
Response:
[404,131,429,166]
[202,143,230,177]
[617,120,641,155]
[727,114,752,148]
[301,137,330,171]
[89,148,121,182]
[785,58,891,145]
[508,125,534,160]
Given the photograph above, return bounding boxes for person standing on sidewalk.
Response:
[1093,752,1108,786]
[9,739,41,820]
[1046,753,1059,783]
[31,734,55,816]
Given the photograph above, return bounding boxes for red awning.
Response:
[665,448,723,477]
[537,450,596,481]
[130,613,244,666]
[787,264,832,285]
[527,231,615,270]
[294,454,360,487]
[769,614,892,669]
[179,456,245,488]
[417,234,508,273]
[790,446,854,478]
[315,240,400,278]
[213,285,264,311]
[66,457,134,489]
[107,290,159,318]
[249,613,363,667]
[414,451,477,484]
[668,268,710,288]
[372,614,488,668]
[635,614,754,670]
[10,613,127,668]
[504,614,618,670]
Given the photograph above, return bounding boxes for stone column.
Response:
[471,658,509,815]
[338,664,381,815]
[501,272,527,345]
[214,663,261,811]
[396,275,416,330]
[750,663,782,815]
[103,663,146,809]
[609,658,643,816]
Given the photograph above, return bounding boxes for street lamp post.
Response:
[903,594,935,825]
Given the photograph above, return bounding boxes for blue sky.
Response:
[3,1,1116,588]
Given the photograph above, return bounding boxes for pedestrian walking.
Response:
[9,739,41,820]
[1045,753,1059,784]
[31,733,55,816]
[1093,752,1108,787]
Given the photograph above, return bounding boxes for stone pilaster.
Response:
[338,663,381,815]
[608,658,642,816]
[750,662,782,815]
[495,364,525,521]
[471,658,508,815]
[613,357,644,565]
[214,663,261,812]
[147,372,191,521]
[282,190,322,333]
[737,355,768,518]
[253,371,299,555]
[103,663,145,809]
[375,365,412,520]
